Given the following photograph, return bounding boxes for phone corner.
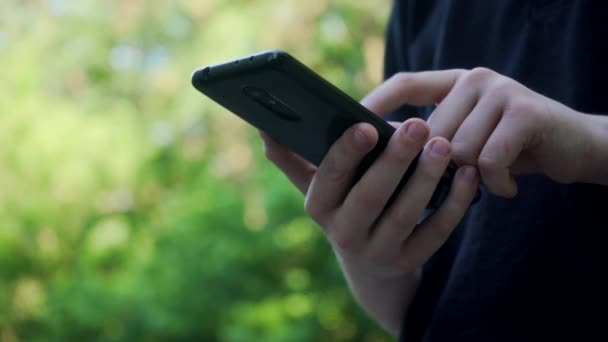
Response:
[190,67,210,89]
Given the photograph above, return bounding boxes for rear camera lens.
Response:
[243,85,266,98]
[242,86,300,122]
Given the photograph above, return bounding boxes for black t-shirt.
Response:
[383,1,608,341]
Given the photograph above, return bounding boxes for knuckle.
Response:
[421,169,443,188]
[450,140,476,165]
[352,189,385,211]
[304,196,325,222]
[477,152,502,172]
[389,208,414,228]
[420,153,446,180]
[503,98,531,120]
[470,66,496,78]
[332,230,357,251]
[460,67,495,88]
[387,140,417,163]
[395,71,416,85]
[322,158,348,184]
[445,191,469,215]
[394,72,416,102]
[485,76,514,99]
[432,219,455,241]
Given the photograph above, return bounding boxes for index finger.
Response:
[360,69,465,116]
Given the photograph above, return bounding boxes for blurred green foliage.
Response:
[0,0,391,340]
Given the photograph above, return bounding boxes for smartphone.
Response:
[191,50,480,208]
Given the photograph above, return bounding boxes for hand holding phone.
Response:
[191,51,482,336]
[191,50,480,209]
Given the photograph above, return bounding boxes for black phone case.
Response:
[191,50,480,209]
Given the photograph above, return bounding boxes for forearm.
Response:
[336,253,421,336]
[578,113,608,185]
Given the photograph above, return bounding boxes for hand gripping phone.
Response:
[191,50,480,209]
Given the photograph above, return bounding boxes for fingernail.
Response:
[405,122,427,142]
[430,139,450,157]
[463,166,478,181]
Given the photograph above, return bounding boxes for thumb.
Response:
[361,69,464,116]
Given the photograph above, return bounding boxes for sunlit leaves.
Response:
[0,0,391,340]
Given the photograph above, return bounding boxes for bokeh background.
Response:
[0,0,392,340]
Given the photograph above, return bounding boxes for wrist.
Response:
[333,245,416,280]
[332,246,421,336]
